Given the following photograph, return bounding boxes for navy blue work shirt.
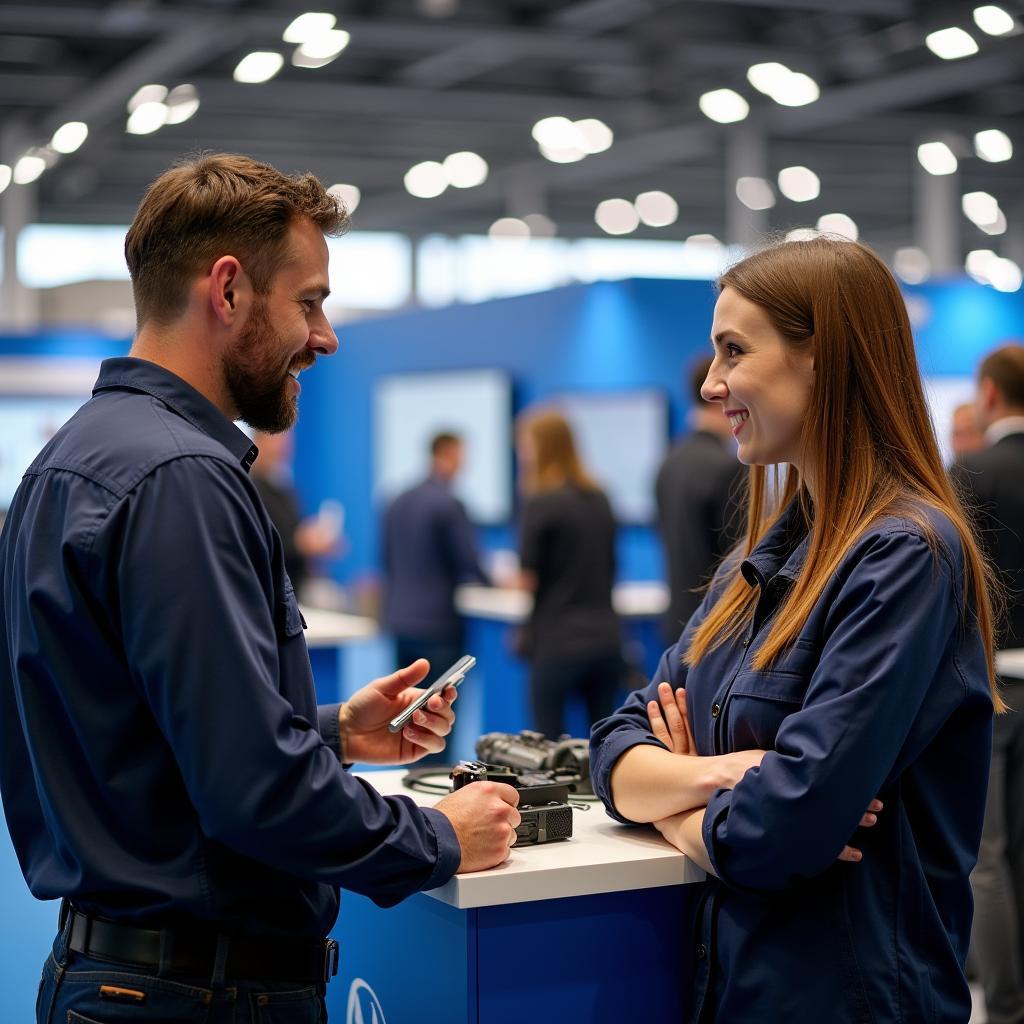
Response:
[381,476,488,641]
[592,499,993,1023]
[0,357,460,941]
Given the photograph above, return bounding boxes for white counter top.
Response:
[357,769,703,910]
[997,648,1024,680]
[301,606,378,647]
[455,581,669,624]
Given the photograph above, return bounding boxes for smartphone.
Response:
[387,655,476,734]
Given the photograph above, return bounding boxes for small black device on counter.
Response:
[450,760,575,847]
[476,730,592,796]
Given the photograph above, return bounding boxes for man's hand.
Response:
[434,782,522,873]
[338,659,457,765]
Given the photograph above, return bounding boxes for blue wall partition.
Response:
[2,275,1024,1018]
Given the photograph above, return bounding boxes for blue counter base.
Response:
[328,885,691,1023]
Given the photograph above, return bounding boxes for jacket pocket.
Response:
[275,583,307,640]
[725,667,809,750]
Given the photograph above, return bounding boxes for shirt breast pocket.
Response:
[275,578,307,640]
[725,642,816,750]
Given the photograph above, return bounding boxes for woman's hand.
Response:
[647,682,766,797]
[647,682,696,755]
[647,682,883,862]
[837,799,884,862]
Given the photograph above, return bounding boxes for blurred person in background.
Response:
[952,343,1024,1024]
[382,432,489,674]
[656,354,746,645]
[250,428,342,603]
[516,409,621,739]
[951,401,987,465]
[0,153,520,1024]
[592,236,999,1023]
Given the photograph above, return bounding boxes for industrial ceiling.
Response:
[1,0,1023,262]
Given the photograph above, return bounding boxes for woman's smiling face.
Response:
[702,286,815,472]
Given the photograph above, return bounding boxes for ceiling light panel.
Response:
[735,176,775,210]
[233,52,284,84]
[283,12,337,44]
[925,27,979,59]
[51,122,88,154]
[816,212,858,240]
[635,191,678,227]
[595,198,639,235]
[973,6,1015,35]
[917,141,958,175]
[404,161,447,198]
[974,129,1013,162]
[698,89,749,124]
[777,166,820,202]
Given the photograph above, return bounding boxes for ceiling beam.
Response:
[0,5,637,62]
[705,0,910,14]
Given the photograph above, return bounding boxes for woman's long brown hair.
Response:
[518,409,599,495]
[684,236,1004,711]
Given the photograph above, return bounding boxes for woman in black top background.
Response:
[516,409,621,739]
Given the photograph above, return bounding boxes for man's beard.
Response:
[223,298,303,433]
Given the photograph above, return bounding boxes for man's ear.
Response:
[208,255,251,327]
[978,375,999,413]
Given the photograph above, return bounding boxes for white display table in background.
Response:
[997,648,1024,680]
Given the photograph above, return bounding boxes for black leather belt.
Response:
[66,909,339,985]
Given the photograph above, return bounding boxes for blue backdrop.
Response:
[1,275,1024,1020]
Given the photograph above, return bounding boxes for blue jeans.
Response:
[36,916,328,1023]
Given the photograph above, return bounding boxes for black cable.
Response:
[401,765,456,795]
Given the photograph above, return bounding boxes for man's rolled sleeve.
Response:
[419,806,462,889]
[317,703,343,760]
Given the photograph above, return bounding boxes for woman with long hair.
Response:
[591,236,1000,1023]
[516,409,621,739]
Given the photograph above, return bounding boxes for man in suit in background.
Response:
[655,355,746,644]
[953,342,1024,1024]
[951,401,987,466]
[382,432,489,674]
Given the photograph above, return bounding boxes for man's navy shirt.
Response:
[382,476,488,641]
[0,357,460,940]
[592,499,993,1023]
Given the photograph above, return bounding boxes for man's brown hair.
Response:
[689,355,713,404]
[431,432,461,457]
[979,343,1024,409]
[124,152,349,328]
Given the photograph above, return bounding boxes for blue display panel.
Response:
[556,390,668,524]
[0,396,87,511]
[374,369,513,525]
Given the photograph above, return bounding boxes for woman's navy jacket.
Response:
[592,500,993,1023]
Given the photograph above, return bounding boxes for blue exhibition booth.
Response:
[2,275,1023,1020]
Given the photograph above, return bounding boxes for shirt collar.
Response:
[93,357,259,472]
[741,497,811,590]
[985,415,1024,446]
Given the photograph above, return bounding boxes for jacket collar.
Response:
[741,497,811,590]
[93,356,258,472]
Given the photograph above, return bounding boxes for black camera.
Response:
[450,760,574,847]
[475,730,592,796]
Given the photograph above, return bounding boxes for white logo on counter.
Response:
[347,978,387,1024]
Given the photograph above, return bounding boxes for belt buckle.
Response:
[322,939,339,983]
